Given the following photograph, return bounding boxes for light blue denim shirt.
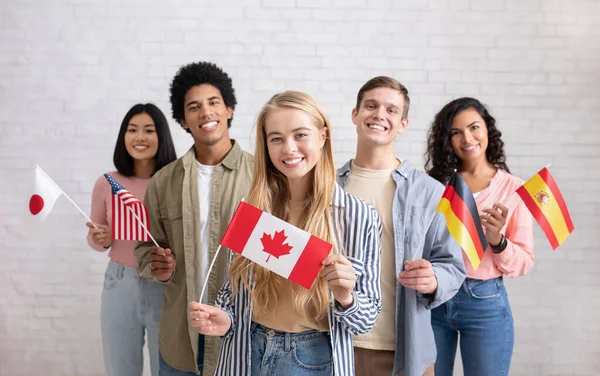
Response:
[338,159,466,376]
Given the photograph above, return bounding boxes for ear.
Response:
[319,127,327,148]
[351,108,358,125]
[181,119,189,130]
[226,106,233,119]
[396,117,409,136]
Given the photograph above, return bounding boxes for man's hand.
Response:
[149,247,175,282]
[398,259,437,294]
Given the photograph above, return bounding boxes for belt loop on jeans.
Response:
[284,332,291,352]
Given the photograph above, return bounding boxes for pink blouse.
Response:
[87,172,150,268]
[466,169,535,280]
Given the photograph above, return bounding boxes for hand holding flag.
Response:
[188,301,231,337]
[86,222,112,248]
[320,253,357,309]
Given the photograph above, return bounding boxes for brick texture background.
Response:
[1,0,599,375]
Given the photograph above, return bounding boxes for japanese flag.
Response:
[221,202,332,289]
[28,166,63,221]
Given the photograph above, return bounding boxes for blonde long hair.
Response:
[229,91,337,325]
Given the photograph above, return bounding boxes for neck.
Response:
[353,141,399,170]
[133,159,155,179]
[287,176,309,202]
[195,139,233,166]
[459,158,495,176]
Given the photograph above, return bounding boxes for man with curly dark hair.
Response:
[336,76,466,376]
[135,61,254,376]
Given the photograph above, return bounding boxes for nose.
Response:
[198,103,212,118]
[134,129,146,141]
[282,138,297,155]
[372,105,386,120]
[464,130,474,143]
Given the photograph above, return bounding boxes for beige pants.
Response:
[354,347,435,376]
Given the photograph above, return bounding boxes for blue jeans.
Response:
[250,322,332,376]
[101,260,165,376]
[159,334,204,376]
[431,277,514,376]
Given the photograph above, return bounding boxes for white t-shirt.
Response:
[197,161,215,303]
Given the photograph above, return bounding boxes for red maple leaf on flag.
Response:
[261,230,293,262]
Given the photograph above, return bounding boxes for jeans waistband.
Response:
[251,322,328,340]
[107,259,140,278]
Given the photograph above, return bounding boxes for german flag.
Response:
[516,167,574,250]
[436,172,488,270]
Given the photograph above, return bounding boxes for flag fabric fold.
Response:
[220,201,333,289]
[516,167,574,250]
[29,166,63,221]
[436,172,488,271]
[104,174,150,242]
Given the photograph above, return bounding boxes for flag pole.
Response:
[36,165,97,227]
[125,206,159,248]
[199,245,222,305]
[197,198,245,304]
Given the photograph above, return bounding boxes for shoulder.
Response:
[495,169,524,190]
[336,185,381,227]
[399,162,445,198]
[151,158,183,183]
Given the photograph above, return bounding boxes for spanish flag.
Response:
[516,167,574,250]
[436,173,488,270]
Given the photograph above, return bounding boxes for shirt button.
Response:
[169,213,175,219]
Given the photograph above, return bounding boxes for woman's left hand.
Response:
[481,203,508,246]
[320,253,357,310]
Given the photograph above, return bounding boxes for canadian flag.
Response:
[29,166,63,221]
[221,202,332,289]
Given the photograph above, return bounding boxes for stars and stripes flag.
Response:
[103,174,150,241]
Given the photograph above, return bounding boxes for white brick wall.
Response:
[1,0,599,375]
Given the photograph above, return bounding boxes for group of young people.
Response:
[86,61,534,376]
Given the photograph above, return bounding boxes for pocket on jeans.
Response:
[292,337,332,370]
[467,279,501,299]
[103,271,118,290]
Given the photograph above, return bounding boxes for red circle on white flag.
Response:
[29,194,44,215]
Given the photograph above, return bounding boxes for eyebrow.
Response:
[363,99,401,110]
[451,121,480,130]
[186,96,222,107]
[266,127,312,138]
[128,123,155,128]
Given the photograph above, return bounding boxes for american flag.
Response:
[103,174,150,241]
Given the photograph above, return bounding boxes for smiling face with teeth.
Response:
[264,107,327,190]
[181,84,233,151]
[352,87,408,148]
[449,108,489,164]
[124,112,159,163]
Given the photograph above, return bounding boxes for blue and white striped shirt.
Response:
[214,183,382,376]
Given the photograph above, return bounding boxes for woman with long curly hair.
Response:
[188,91,382,376]
[424,97,534,376]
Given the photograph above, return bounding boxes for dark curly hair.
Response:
[424,97,510,185]
[169,61,237,133]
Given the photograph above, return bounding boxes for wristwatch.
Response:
[491,235,507,253]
